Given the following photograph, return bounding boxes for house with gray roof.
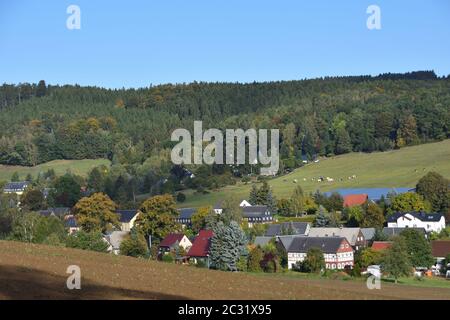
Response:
[382,227,426,238]
[116,209,140,232]
[387,212,445,233]
[265,222,310,237]
[3,181,30,195]
[176,208,197,226]
[308,227,366,250]
[361,228,376,242]
[287,236,354,270]
[254,236,273,247]
[39,207,71,218]
[242,205,273,227]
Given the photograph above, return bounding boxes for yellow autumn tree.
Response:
[73,192,119,233]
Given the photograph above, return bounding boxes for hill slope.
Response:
[0,241,449,300]
[180,140,450,208]
[0,159,110,182]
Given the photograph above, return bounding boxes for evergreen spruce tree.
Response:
[209,221,248,271]
[249,184,258,205]
[314,205,330,227]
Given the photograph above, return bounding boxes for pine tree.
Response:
[209,221,247,271]
[249,184,258,205]
[314,205,330,227]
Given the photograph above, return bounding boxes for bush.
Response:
[161,253,174,263]
[176,192,186,203]
[120,231,149,258]
[66,231,109,252]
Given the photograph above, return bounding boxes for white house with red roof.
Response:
[187,229,214,268]
[159,233,192,253]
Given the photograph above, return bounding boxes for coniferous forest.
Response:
[0,71,449,205]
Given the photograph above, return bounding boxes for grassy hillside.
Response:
[180,140,450,208]
[0,159,110,182]
[0,241,449,300]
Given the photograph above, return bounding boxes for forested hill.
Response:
[0,70,449,169]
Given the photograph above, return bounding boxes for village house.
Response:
[104,231,129,255]
[371,241,392,251]
[382,227,426,238]
[3,181,30,195]
[176,208,197,226]
[64,215,79,234]
[242,205,273,227]
[116,209,140,232]
[265,222,310,237]
[308,227,366,251]
[387,212,446,233]
[187,229,214,268]
[287,236,354,270]
[343,194,368,207]
[431,240,450,266]
[360,228,376,244]
[213,200,273,227]
[38,207,71,218]
[159,233,192,255]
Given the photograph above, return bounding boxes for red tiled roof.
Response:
[187,230,214,257]
[343,194,368,207]
[371,241,392,251]
[431,240,450,258]
[159,233,185,248]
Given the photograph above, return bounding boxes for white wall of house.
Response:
[239,200,252,207]
[179,235,193,250]
[388,214,445,233]
[121,213,139,232]
[287,251,354,270]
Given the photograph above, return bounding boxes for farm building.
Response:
[308,227,366,251]
[287,236,354,270]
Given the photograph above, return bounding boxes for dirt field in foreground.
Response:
[0,241,449,300]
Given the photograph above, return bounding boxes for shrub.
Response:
[66,231,109,252]
[120,231,149,258]
[176,192,186,203]
[161,253,174,263]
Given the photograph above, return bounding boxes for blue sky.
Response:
[0,0,449,88]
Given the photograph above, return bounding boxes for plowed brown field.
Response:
[1,241,449,300]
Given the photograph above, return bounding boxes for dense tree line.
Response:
[0,72,449,197]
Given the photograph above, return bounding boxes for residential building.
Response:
[265,222,310,237]
[382,227,426,238]
[38,207,71,218]
[242,205,273,227]
[176,208,197,226]
[387,212,445,233]
[431,240,450,265]
[104,231,129,255]
[371,241,392,251]
[116,210,140,232]
[343,194,368,207]
[361,228,376,243]
[3,181,30,195]
[254,236,273,247]
[159,233,192,254]
[287,236,354,270]
[308,227,366,250]
[187,230,214,267]
[64,215,79,234]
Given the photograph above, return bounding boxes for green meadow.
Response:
[179,139,450,208]
[0,159,110,182]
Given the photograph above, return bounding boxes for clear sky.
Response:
[0,0,449,88]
